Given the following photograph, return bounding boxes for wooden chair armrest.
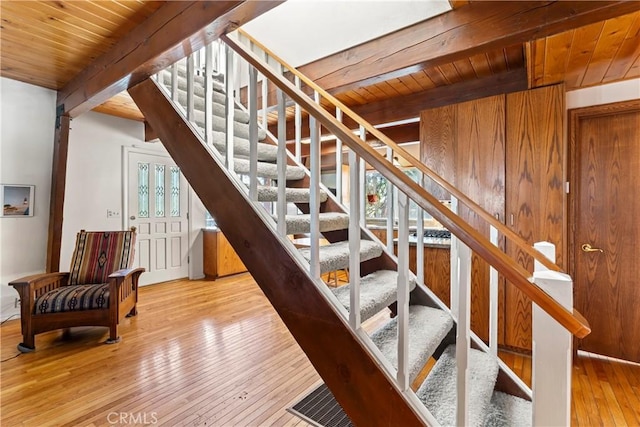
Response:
[9,272,70,312]
[108,267,145,280]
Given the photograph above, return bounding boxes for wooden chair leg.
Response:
[106,323,120,344]
[18,334,35,353]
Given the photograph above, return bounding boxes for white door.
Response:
[127,151,189,285]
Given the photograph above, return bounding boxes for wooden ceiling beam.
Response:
[57,1,282,117]
[276,67,526,141]
[297,1,640,94]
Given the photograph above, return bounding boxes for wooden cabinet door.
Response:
[505,84,565,350]
[421,95,506,342]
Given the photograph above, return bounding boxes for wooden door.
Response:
[127,150,189,286]
[570,100,640,362]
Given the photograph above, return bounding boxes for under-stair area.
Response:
[128,31,591,426]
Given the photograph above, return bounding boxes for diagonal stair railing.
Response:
[129,28,591,426]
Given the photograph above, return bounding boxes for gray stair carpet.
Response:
[232,158,306,181]
[257,186,328,203]
[175,88,250,123]
[371,305,454,384]
[483,391,531,427]
[278,212,349,235]
[299,240,383,274]
[417,345,499,427]
[194,114,266,141]
[331,270,417,322]
[209,131,277,162]
[159,69,225,96]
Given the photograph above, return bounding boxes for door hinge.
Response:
[55,104,65,129]
[187,212,189,220]
[565,181,570,194]
[187,255,190,264]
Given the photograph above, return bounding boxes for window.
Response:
[365,167,422,220]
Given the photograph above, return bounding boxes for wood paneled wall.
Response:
[419,84,564,350]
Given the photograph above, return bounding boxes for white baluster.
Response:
[248,65,258,201]
[204,43,214,146]
[359,125,366,227]
[416,171,425,286]
[224,45,235,172]
[489,224,499,356]
[170,63,178,102]
[276,88,287,237]
[294,75,302,162]
[397,191,410,391]
[386,147,395,253]
[335,108,343,205]
[456,241,471,427]
[532,242,572,427]
[349,148,361,329]
[261,74,268,127]
[186,54,195,122]
[450,196,459,318]
[309,91,321,279]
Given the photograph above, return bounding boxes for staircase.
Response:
[129,32,590,426]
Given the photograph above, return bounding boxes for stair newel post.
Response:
[224,44,235,172]
[335,108,343,206]
[532,241,573,427]
[455,241,472,427]
[276,87,287,238]
[186,53,195,122]
[386,147,395,253]
[416,171,425,287]
[489,224,499,356]
[294,75,302,162]
[397,190,410,391]
[308,91,322,279]
[204,43,214,146]
[359,126,366,227]
[248,64,259,201]
[348,147,361,330]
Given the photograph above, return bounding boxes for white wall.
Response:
[0,78,56,320]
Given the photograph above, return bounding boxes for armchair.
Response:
[9,229,144,352]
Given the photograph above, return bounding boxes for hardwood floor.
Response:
[2,274,640,426]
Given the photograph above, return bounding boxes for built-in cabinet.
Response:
[203,229,248,278]
[420,84,564,351]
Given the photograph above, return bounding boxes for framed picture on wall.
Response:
[1,184,35,217]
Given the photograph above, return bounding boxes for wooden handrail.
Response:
[223,33,590,339]
[238,28,561,274]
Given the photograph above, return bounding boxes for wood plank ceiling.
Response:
[0,2,638,125]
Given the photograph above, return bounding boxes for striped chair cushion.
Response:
[68,230,135,286]
[35,284,110,314]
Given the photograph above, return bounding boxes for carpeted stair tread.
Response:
[278,212,349,235]
[257,186,328,203]
[483,391,531,427]
[299,240,382,274]
[371,305,454,383]
[192,114,266,141]
[233,158,306,181]
[175,88,250,123]
[209,131,277,162]
[331,270,417,322]
[417,345,499,427]
[159,68,225,95]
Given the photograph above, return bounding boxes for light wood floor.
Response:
[2,274,639,426]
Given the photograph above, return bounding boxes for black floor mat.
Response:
[287,383,353,427]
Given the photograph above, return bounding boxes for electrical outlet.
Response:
[107,209,121,218]
[14,298,20,308]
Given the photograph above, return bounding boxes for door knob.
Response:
[130,215,136,220]
[581,243,604,253]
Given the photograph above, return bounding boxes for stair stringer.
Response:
[129,78,430,427]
